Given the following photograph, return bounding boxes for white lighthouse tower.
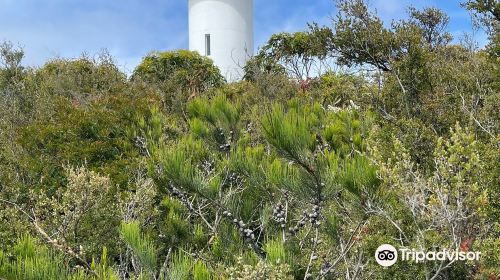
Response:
[188,0,254,81]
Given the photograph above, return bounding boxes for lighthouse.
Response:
[188,0,254,81]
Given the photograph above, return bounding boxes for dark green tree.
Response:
[132,50,225,113]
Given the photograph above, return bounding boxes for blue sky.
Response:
[0,0,486,73]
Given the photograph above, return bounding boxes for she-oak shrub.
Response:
[145,95,380,278]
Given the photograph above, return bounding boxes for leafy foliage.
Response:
[132,50,225,113]
[255,24,333,80]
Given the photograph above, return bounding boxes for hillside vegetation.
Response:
[0,0,498,279]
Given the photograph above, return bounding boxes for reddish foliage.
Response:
[459,238,472,252]
[299,78,312,92]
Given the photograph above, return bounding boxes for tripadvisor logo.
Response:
[375,244,481,267]
[375,244,398,267]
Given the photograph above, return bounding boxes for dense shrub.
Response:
[0,0,498,279]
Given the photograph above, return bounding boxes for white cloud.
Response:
[0,0,488,72]
[0,0,187,71]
